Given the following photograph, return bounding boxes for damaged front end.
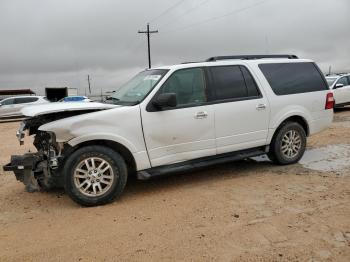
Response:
[3,109,103,192]
[3,116,69,192]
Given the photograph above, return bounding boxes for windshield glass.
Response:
[326,77,337,86]
[111,69,168,104]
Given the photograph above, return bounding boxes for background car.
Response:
[0,96,49,118]
[59,96,91,102]
[326,74,350,107]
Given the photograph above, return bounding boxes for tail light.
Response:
[325,92,335,110]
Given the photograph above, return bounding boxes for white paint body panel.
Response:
[141,105,216,167]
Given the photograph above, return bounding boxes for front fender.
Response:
[68,133,138,153]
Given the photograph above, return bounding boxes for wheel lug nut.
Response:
[97,179,100,182]
[94,170,97,173]
[98,174,101,177]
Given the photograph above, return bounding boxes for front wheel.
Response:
[63,145,128,206]
[268,122,306,165]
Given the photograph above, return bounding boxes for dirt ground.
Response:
[0,110,350,262]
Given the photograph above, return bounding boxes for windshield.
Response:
[111,69,168,104]
[326,77,337,86]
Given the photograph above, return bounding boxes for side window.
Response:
[259,62,328,95]
[159,68,207,106]
[1,98,14,105]
[348,76,350,85]
[210,66,247,100]
[14,97,38,104]
[240,66,261,97]
[337,77,349,86]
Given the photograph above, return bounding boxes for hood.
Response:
[21,102,117,117]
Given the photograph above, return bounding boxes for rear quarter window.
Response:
[259,62,328,95]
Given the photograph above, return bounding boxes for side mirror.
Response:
[153,93,177,109]
[334,83,344,89]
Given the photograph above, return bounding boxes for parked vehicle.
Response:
[4,55,334,206]
[59,96,92,102]
[0,96,49,118]
[326,74,350,107]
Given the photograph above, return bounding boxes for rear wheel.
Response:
[268,122,306,165]
[63,145,127,206]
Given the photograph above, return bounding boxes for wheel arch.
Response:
[270,115,310,143]
[67,140,137,176]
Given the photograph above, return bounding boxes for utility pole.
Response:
[138,23,158,69]
[87,75,91,94]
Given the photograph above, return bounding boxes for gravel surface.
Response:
[0,109,350,261]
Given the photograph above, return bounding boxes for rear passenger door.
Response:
[208,65,269,154]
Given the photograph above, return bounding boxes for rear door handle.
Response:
[256,104,267,110]
[195,111,208,119]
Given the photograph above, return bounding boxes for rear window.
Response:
[259,62,328,95]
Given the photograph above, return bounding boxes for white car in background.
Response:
[326,74,350,107]
[0,96,49,118]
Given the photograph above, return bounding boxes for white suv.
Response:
[4,55,334,206]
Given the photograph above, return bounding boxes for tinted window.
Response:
[210,66,247,100]
[337,77,349,86]
[160,68,207,106]
[240,66,260,97]
[1,98,14,105]
[259,62,328,95]
[14,97,38,104]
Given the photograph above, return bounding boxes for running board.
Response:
[137,147,267,180]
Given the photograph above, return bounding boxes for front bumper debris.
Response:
[3,153,42,192]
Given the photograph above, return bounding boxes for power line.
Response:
[149,0,187,23]
[162,0,271,34]
[159,0,212,29]
[138,23,159,69]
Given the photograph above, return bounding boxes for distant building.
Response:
[0,89,36,100]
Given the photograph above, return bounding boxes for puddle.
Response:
[251,144,350,174]
[299,144,350,173]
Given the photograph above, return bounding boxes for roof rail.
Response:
[206,54,298,62]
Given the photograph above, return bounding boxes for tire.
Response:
[63,145,128,206]
[268,122,306,165]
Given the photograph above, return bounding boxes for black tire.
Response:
[63,145,128,206]
[268,122,306,165]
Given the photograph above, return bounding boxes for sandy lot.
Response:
[0,110,350,261]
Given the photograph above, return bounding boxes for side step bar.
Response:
[137,147,268,180]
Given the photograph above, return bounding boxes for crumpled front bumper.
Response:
[3,153,43,192]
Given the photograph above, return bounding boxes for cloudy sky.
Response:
[0,0,349,95]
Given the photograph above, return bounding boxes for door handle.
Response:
[194,111,208,119]
[256,104,267,110]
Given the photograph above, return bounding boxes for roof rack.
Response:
[206,54,298,62]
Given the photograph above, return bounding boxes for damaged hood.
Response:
[21,102,117,117]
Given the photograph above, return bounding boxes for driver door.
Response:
[141,68,216,167]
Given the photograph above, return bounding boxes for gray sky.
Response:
[0,0,349,95]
